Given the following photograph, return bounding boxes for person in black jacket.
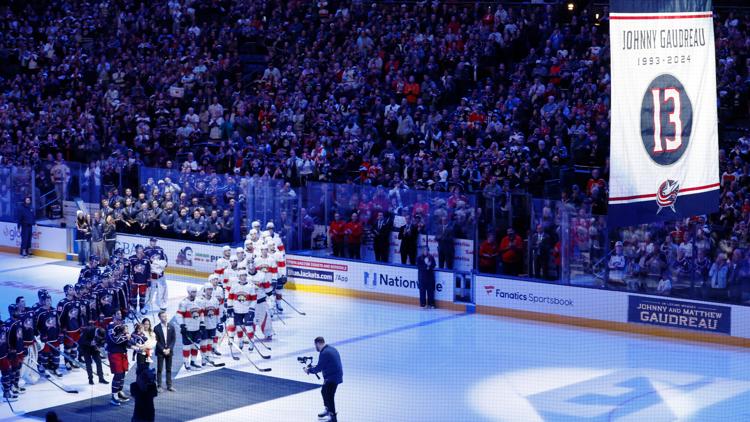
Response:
[16,197,35,258]
[371,211,392,262]
[130,366,158,422]
[304,337,343,422]
[398,215,420,265]
[417,248,437,308]
[78,325,108,385]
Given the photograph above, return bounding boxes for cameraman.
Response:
[304,337,343,422]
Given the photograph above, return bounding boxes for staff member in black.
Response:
[78,325,108,385]
[398,215,419,265]
[130,366,158,422]
[16,197,35,258]
[372,211,392,263]
[417,247,437,308]
[154,311,176,392]
[304,337,343,422]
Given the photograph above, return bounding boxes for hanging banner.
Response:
[608,0,719,225]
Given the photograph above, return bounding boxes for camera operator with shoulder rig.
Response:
[303,337,342,422]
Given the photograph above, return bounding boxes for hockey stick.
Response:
[228,339,271,372]
[21,362,78,394]
[4,396,21,415]
[270,305,287,326]
[236,326,270,360]
[226,339,241,361]
[183,337,225,368]
[47,340,82,370]
[281,297,306,315]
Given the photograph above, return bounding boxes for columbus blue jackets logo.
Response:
[656,179,680,214]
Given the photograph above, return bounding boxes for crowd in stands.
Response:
[0,1,749,303]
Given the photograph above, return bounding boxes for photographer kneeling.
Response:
[303,337,343,422]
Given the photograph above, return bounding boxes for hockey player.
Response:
[236,247,248,269]
[224,255,239,293]
[253,246,276,341]
[227,267,256,351]
[6,305,26,396]
[145,238,169,313]
[207,274,226,356]
[78,255,101,284]
[177,286,204,371]
[0,317,16,402]
[106,318,130,405]
[247,229,263,255]
[200,283,222,365]
[243,239,255,263]
[35,290,62,377]
[129,245,152,315]
[269,241,287,313]
[57,285,82,370]
[15,298,37,386]
[215,245,232,284]
[95,277,119,329]
[264,222,285,252]
[246,221,262,241]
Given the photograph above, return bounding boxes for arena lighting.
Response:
[567,2,575,11]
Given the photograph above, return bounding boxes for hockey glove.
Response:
[180,324,187,337]
[226,307,234,318]
[217,323,224,333]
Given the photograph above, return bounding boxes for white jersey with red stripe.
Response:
[227,280,257,315]
[254,255,276,290]
[263,232,285,252]
[202,295,222,329]
[248,270,267,300]
[176,297,204,331]
[214,257,231,283]
[273,250,286,278]
[224,267,238,292]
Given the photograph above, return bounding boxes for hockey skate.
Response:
[118,390,130,401]
[184,362,192,372]
[190,361,202,370]
[110,394,122,406]
[212,348,222,356]
[4,392,18,402]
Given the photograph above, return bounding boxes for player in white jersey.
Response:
[177,286,205,370]
[227,266,257,350]
[263,222,285,252]
[269,241,287,313]
[224,255,239,293]
[235,247,248,269]
[200,283,222,365]
[207,274,226,356]
[214,246,232,285]
[253,243,276,340]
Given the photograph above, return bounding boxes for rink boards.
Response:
[8,227,750,347]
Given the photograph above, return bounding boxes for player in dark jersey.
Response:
[35,290,62,377]
[57,285,83,370]
[129,245,152,315]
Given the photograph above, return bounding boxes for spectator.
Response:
[530,224,554,280]
[500,228,524,276]
[104,216,117,259]
[75,211,91,266]
[344,213,364,259]
[435,215,457,270]
[398,215,419,266]
[91,211,107,265]
[705,253,729,299]
[329,213,346,258]
[372,212,392,263]
[479,233,500,274]
[130,366,158,422]
[417,248,437,309]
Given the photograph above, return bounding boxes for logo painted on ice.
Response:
[656,179,680,214]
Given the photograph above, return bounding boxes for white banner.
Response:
[286,254,452,302]
[609,7,719,224]
[0,222,67,253]
[116,234,225,275]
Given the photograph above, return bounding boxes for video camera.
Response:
[297,356,320,379]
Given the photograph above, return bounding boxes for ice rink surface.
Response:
[0,252,749,422]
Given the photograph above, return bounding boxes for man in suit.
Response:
[398,215,419,265]
[371,212,392,263]
[435,215,456,269]
[154,311,176,392]
[530,224,553,280]
[417,248,437,308]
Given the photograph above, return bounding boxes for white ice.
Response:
[0,252,749,422]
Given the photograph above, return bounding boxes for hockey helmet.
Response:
[63,284,74,295]
[235,247,244,255]
[203,282,214,292]
[74,283,86,293]
[266,222,274,229]
[229,255,238,262]
[114,248,124,257]
[186,285,198,294]
[101,268,113,280]
[38,289,50,301]
[89,255,100,263]
[208,273,220,283]
[222,245,231,253]
[251,221,261,229]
